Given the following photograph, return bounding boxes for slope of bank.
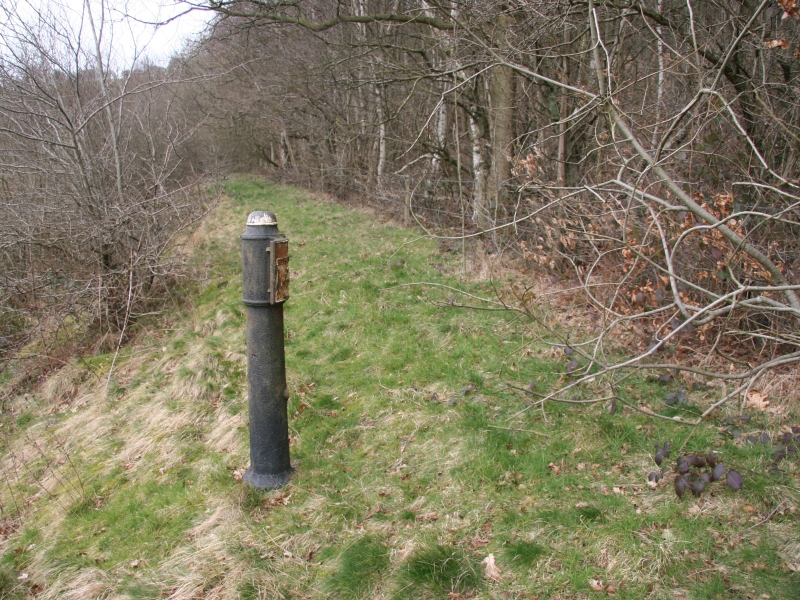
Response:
[0,178,796,599]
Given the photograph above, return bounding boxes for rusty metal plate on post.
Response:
[270,239,289,303]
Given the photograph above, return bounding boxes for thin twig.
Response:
[677,426,698,456]
[105,264,134,399]
[745,500,788,532]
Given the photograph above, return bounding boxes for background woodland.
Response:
[2,0,800,407]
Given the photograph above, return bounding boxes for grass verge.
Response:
[0,177,796,599]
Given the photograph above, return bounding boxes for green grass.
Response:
[394,543,482,598]
[326,535,390,598]
[0,177,797,599]
[503,540,546,569]
[49,480,200,575]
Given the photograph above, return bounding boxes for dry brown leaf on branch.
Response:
[766,39,790,49]
[745,390,770,411]
[778,0,800,18]
[482,553,502,581]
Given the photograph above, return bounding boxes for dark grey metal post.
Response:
[241,211,293,489]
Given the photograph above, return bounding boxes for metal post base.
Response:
[243,467,294,490]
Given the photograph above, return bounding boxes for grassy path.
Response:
[0,179,797,599]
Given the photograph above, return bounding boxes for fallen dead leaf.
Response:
[745,390,770,411]
[264,492,292,507]
[767,403,785,416]
[589,578,616,594]
[482,553,502,581]
[596,549,610,568]
[778,0,800,19]
[470,536,490,549]
[305,545,320,562]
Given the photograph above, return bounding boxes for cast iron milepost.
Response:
[241,210,293,489]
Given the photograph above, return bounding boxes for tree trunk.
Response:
[376,84,386,189]
[469,113,487,224]
[489,60,514,227]
[557,24,569,187]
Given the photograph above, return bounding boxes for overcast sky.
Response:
[60,0,213,66]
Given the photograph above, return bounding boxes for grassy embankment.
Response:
[0,178,797,599]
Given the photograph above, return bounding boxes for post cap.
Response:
[246,211,278,226]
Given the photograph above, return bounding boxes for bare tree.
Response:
[478,0,800,418]
[0,0,213,381]
[181,0,800,414]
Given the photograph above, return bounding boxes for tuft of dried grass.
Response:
[153,505,247,600]
[43,567,117,600]
[40,363,86,407]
